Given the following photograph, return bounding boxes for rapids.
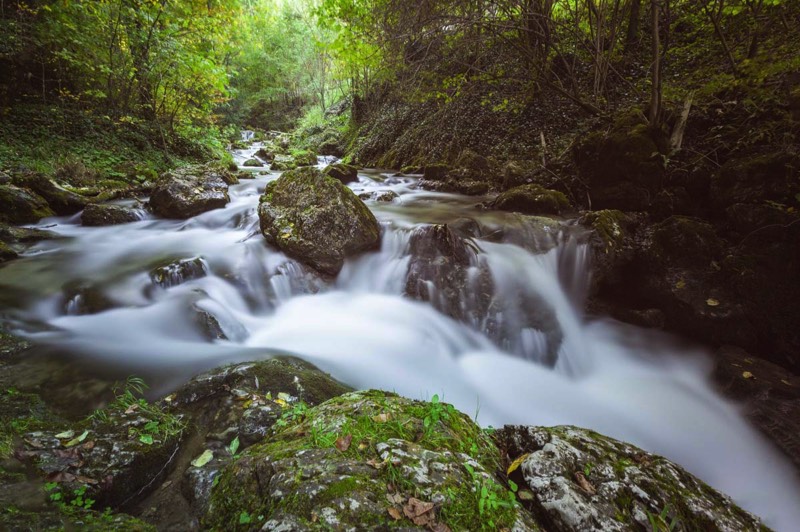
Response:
[1,141,798,530]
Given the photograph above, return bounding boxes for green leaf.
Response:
[191,449,214,468]
[139,434,154,445]
[239,511,252,524]
[229,436,240,456]
[65,430,89,447]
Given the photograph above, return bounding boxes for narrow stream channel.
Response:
[1,142,798,529]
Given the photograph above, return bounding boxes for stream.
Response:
[1,141,799,530]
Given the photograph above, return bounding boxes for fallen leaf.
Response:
[65,430,89,448]
[386,492,405,504]
[334,434,352,452]
[75,476,98,485]
[506,453,530,475]
[124,403,140,414]
[574,472,596,495]
[742,371,754,379]
[191,449,214,468]
[139,434,154,445]
[55,430,75,439]
[675,279,686,289]
[277,392,292,402]
[404,497,434,519]
[357,442,368,451]
[781,379,793,386]
[372,413,391,423]
[366,458,385,470]
[387,507,402,520]
[82,440,95,450]
[517,490,535,501]
[706,298,720,307]
[431,523,452,532]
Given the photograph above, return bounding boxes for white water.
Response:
[1,143,798,530]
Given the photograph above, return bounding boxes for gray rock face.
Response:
[0,185,54,223]
[258,166,381,275]
[81,203,143,226]
[495,425,765,532]
[149,257,208,289]
[149,165,230,219]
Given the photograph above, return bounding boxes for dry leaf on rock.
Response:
[334,434,352,452]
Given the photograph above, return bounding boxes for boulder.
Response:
[149,257,208,289]
[81,204,143,226]
[61,280,115,315]
[293,151,318,167]
[359,190,399,202]
[12,173,88,215]
[712,345,800,470]
[495,425,765,532]
[493,184,571,215]
[149,165,230,219]
[0,185,54,224]
[323,163,358,184]
[0,241,17,263]
[711,153,798,212]
[204,390,537,531]
[270,155,296,172]
[242,159,261,167]
[574,114,668,210]
[254,148,275,162]
[258,167,381,275]
[423,163,450,181]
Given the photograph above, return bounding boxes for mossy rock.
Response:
[423,163,450,181]
[270,155,297,172]
[0,241,17,263]
[495,425,767,531]
[493,184,571,215]
[292,151,318,167]
[0,505,155,532]
[204,390,537,531]
[711,152,798,211]
[0,185,54,224]
[12,173,88,215]
[81,204,143,226]
[149,257,208,289]
[242,159,261,167]
[258,166,381,275]
[650,216,723,269]
[323,163,358,185]
[149,164,230,219]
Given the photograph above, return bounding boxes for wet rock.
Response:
[359,190,399,202]
[0,185,54,224]
[0,224,57,246]
[258,167,381,275]
[503,161,533,190]
[149,257,208,289]
[293,151,318,167]
[493,184,571,216]
[254,148,275,162]
[405,224,477,322]
[193,306,227,341]
[495,425,765,532]
[270,155,296,171]
[236,170,256,180]
[574,115,668,210]
[0,241,17,263]
[204,390,536,531]
[400,165,422,175]
[712,345,800,470]
[323,163,358,184]
[61,280,115,315]
[149,164,231,219]
[12,173,88,215]
[242,159,261,167]
[423,163,450,181]
[650,216,722,269]
[81,204,143,226]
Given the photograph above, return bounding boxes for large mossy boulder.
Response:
[711,153,798,212]
[0,185,54,223]
[574,114,668,211]
[258,166,381,275]
[270,155,296,171]
[81,204,143,226]
[12,173,88,215]
[493,184,571,216]
[323,163,358,184]
[495,425,765,532]
[204,390,538,531]
[149,164,231,219]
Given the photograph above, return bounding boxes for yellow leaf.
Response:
[706,298,720,307]
[507,453,530,475]
[372,413,391,423]
[191,449,214,468]
[675,279,686,289]
[742,371,754,379]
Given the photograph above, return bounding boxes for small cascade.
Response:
[0,163,798,530]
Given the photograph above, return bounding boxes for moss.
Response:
[493,184,571,216]
[582,209,629,252]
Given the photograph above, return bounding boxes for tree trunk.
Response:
[648,0,661,126]
[625,0,641,53]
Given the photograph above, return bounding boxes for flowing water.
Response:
[1,142,799,529]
